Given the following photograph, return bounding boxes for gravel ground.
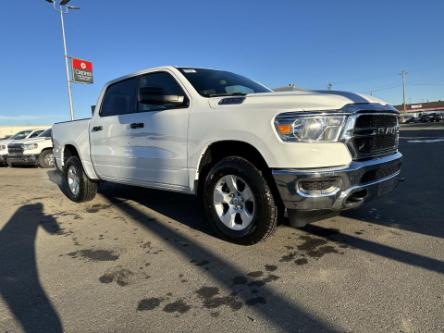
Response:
[0,126,443,333]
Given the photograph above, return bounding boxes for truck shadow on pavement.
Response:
[97,184,339,332]
[99,177,444,277]
[344,135,444,239]
[303,224,444,275]
[0,203,63,333]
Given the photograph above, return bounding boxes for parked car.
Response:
[399,114,415,124]
[6,128,54,168]
[430,113,443,122]
[0,129,44,166]
[418,112,442,123]
[52,66,402,244]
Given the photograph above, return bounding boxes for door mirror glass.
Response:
[91,105,96,115]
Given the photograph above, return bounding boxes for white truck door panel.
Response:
[90,114,139,181]
[128,108,188,188]
[90,77,139,181]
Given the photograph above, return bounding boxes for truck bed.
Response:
[52,118,98,180]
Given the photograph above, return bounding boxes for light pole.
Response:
[400,70,408,113]
[45,0,80,121]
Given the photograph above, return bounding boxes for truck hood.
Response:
[208,90,389,111]
[0,138,13,145]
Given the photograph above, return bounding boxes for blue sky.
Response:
[0,0,443,125]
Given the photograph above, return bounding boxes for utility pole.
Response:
[45,0,80,121]
[400,70,408,112]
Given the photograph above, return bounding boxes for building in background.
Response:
[394,101,444,114]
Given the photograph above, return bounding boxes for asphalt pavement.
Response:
[0,125,443,333]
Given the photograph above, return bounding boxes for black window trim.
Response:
[99,71,190,118]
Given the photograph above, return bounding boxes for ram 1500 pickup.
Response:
[52,66,402,244]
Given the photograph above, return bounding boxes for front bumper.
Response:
[272,152,402,211]
[7,154,38,165]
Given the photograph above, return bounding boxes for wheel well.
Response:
[196,141,283,208]
[63,145,79,165]
[40,147,53,154]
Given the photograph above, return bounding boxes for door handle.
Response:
[92,126,103,132]
[130,122,144,129]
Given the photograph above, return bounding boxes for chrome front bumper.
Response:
[272,152,402,211]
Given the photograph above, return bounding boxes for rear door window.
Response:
[100,78,138,117]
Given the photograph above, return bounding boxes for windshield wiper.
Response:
[207,92,247,97]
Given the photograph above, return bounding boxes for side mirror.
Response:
[91,105,96,115]
[138,87,185,106]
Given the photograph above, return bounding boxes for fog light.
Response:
[297,177,342,196]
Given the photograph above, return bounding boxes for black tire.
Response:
[38,149,55,168]
[202,156,278,245]
[63,156,97,202]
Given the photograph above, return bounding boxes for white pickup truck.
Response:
[52,66,402,244]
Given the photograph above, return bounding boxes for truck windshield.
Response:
[11,130,32,140]
[178,68,271,97]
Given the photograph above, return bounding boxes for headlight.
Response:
[24,143,38,150]
[274,113,347,142]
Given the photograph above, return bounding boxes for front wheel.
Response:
[38,149,55,168]
[63,156,97,202]
[202,156,278,245]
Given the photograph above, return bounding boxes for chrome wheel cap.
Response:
[213,175,256,231]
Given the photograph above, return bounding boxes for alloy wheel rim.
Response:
[67,166,80,196]
[46,153,55,167]
[213,175,256,231]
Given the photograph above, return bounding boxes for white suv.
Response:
[0,129,44,166]
[6,128,54,168]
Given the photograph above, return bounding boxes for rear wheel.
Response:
[63,156,97,202]
[38,149,55,168]
[203,156,278,245]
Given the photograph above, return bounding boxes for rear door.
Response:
[89,77,139,181]
[89,71,190,190]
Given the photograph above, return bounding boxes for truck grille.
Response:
[348,114,399,160]
[7,143,24,156]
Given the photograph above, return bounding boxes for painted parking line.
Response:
[406,138,444,143]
